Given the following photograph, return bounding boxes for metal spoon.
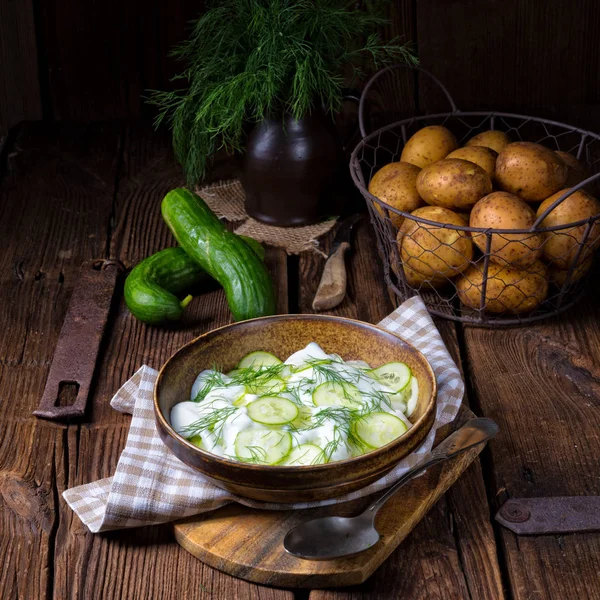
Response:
[284,417,499,560]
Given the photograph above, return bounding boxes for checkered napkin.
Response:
[63,296,464,532]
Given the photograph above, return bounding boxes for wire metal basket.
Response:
[349,65,600,326]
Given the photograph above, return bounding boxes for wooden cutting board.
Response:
[174,405,484,589]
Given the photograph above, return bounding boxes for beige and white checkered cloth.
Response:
[63,296,463,532]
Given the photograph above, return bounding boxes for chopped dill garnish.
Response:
[192,369,227,402]
[183,403,237,440]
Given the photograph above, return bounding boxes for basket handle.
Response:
[358,64,459,139]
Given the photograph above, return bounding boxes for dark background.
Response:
[2,0,600,136]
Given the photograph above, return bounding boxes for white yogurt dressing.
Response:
[169,342,418,465]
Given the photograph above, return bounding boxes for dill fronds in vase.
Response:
[150,0,417,226]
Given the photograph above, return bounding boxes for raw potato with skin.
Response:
[470,192,543,267]
[548,255,593,286]
[536,188,600,268]
[456,260,549,314]
[402,260,448,290]
[368,162,423,227]
[555,151,589,188]
[399,206,473,278]
[446,146,498,179]
[400,126,458,168]
[465,130,512,154]
[495,142,568,202]
[416,159,492,210]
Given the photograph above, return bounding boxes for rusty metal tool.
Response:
[33,259,124,421]
[496,496,600,535]
[312,214,362,312]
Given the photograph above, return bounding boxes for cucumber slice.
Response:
[388,392,408,413]
[282,443,325,466]
[406,377,419,417]
[188,434,203,448]
[372,362,411,392]
[233,391,256,407]
[226,369,242,379]
[355,412,408,448]
[280,365,294,380]
[247,396,299,425]
[313,381,362,408]
[234,430,292,464]
[248,376,286,396]
[237,351,282,369]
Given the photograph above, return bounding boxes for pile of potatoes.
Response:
[368,125,600,314]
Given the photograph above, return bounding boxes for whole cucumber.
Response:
[124,235,265,324]
[161,188,275,321]
[124,247,205,324]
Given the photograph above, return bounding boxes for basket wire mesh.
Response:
[349,65,600,326]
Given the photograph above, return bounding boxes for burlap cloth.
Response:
[197,179,337,255]
[63,296,464,533]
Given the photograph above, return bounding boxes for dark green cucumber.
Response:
[161,188,275,321]
[124,235,265,324]
[124,247,205,324]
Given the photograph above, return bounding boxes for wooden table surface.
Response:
[1,121,599,600]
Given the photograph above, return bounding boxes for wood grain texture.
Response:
[462,275,600,599]
[0,0,41,134]
[299,218,396,323]
[436,320,506,600]
[174,405,482,588]
[52,122,293,600]
[0,123,121,424]
[39,1,203,120]
[0,123,119,600]
[417,0,600,114]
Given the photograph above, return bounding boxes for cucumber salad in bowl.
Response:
[170,342,419,466]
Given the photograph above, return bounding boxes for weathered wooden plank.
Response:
[39,1,203,120]
[436,320,506,600]
[0,123,121,419]
[416,0,600,114]
[53,123,293,600]
[0,420,63,600]
[0,123,121,600]
[462,274,600,599]
[0,0,41,134]
[0,122,122,281]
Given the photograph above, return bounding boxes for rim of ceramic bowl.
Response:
[154,313,438,472]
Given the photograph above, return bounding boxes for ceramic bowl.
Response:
[154,315,437,502]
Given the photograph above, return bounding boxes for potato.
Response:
[548,255,593,286]
[470,192,543,267]
[368,162,424,227]
[496,142,568,201]
[446,146,498,179]
[399,206,473,278]
[401,261,448,290]
[400,126,458,168]
[456,261,548,314]
[536,188,600,268]
[416,159,492,210]
[465,130,511,154]
[555,150,588,187]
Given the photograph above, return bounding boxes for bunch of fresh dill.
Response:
[149,0,417,184]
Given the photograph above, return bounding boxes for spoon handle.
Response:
[366,418,498,517]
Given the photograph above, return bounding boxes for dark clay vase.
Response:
[242,109,343,227]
